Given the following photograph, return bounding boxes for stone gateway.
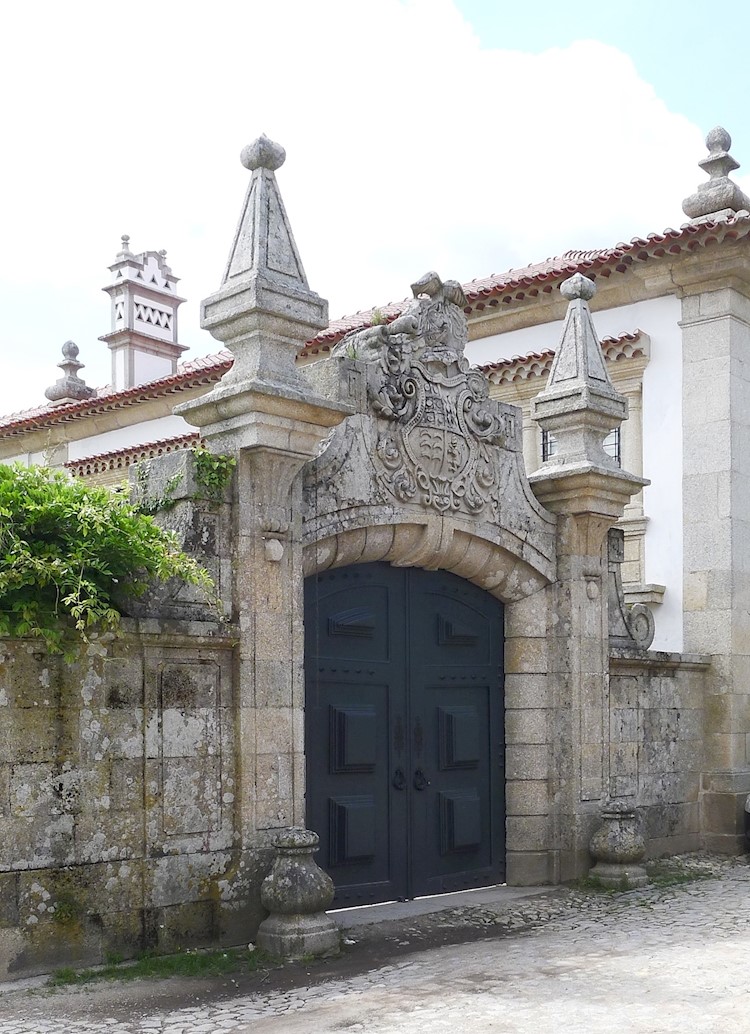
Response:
[0,135,732,980]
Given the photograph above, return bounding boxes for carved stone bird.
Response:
[410,272,468,309]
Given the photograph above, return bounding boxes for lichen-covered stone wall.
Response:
[609,651,709,857]
[0,627,270,980]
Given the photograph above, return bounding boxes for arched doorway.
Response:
[305,561,505,906]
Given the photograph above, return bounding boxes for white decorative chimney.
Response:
[99,236,187,390]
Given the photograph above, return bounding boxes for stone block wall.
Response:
[0,628,263,981]
[503,586,555,887]
[609,651,709,857]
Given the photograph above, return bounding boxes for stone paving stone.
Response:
[0,857,748,1033]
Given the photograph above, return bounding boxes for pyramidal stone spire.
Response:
[530,273,629,474]
[223,135,308,289]
[682,126,750,222]
[176,136,349,455]
[197,134,328,391]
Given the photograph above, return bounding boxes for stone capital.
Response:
[175,375,352,459]
[529,466,647,552]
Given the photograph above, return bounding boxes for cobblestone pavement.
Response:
[1,857,748,1034]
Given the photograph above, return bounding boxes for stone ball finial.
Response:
[706,126,732,154]
[45,340,93,404]
[241,134,286,172]
[560,272,597,302]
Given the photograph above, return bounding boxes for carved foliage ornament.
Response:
[333,272,515,517]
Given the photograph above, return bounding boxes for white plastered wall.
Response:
[66,414,194,462]
[466,294,683,652]
[133,351,175,385]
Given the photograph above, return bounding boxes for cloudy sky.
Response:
[1,0,748,416]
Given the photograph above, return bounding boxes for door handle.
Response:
[413,768,430,791]
[392,768,406,791]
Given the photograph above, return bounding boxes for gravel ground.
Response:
[0,855,748,1034]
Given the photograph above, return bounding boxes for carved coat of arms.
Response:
[333,272,515,517]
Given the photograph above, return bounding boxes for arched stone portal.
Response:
[298,275,560,889]
[300,522,554,889]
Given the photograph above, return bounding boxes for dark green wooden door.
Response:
[304,562,505,906]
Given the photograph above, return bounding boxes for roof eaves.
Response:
[0,352,233,437]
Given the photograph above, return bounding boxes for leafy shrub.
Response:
[0,464,214,652]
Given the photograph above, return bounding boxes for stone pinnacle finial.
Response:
[528,274,628,474]
[545,274,611,393]
[221,134,309,290]
[706,126,733,155]
[682,126,750,221]
[240,135,286,172]
[560,272,596,302]
[116,234,134,260]
[44,341,95,405]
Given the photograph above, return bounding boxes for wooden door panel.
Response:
[305,563,504,905]
[409,682,501,896]
[305,566,408,906]
[307,676,407,904]
[306,582,392,665]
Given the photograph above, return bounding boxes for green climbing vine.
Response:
[134,465,184,516]
[192,444,236,503]
[0,464,214,653]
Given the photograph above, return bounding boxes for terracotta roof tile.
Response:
[479,331,646,384]
[65,432,199,478]
[0,352,233,437]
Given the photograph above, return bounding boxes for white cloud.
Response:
[0,0,740,416]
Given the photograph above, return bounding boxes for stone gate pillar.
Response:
[176,137,350,853]
[679,128,750,852]
[681,276,750,850]
[529,274,646,878]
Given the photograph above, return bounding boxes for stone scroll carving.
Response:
[608,528,655,650]
[332,273,515,521]
[301,273,557,587]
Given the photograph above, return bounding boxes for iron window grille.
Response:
[541,427,621,466]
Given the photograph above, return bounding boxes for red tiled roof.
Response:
[479,331,646,385]
[5,213,750,435]
[0,352,233,437]
[65,432,199,478]
[462,214,750,308]
[300,213,750,355]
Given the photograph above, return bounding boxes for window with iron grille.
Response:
[541,429,558,462]
[603,427,621,466]
[541,427,621,466]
